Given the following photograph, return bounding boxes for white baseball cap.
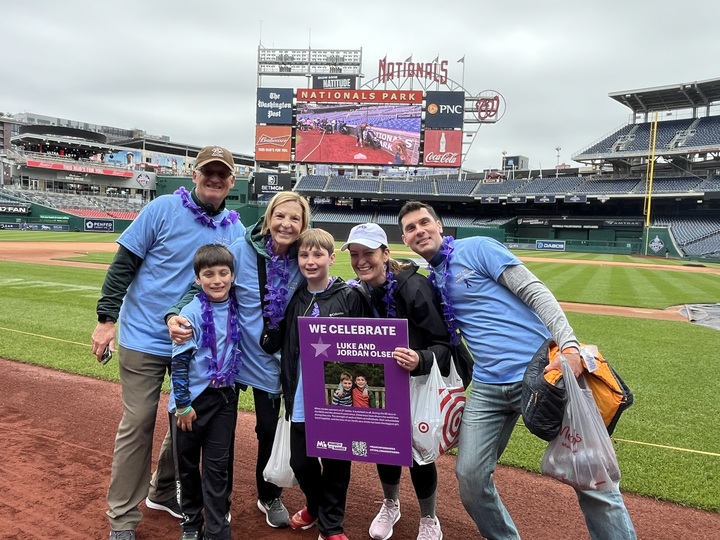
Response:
[341,223,388,251]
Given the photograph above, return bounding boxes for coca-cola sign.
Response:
[422,130,462,167]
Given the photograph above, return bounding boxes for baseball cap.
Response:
[341,223,388,251]
[195,145,235,172]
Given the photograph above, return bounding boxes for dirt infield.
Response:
[2,358,720,540]
[2,241,718,538]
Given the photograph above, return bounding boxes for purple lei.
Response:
[348,270,397,317]
[175,186,239,229]
[427,236,461,346]
[263,236,291,329]
[199,291,242,387]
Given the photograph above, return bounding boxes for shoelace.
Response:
[268,499,285,513]
[376,502,398,523]
[417,518,440,540]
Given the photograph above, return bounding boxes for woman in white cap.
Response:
[341,223,470,540]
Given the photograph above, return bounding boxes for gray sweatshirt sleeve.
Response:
[498,264,580,351]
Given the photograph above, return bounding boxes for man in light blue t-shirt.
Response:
[398,201,636,540]
[91,146,244,540]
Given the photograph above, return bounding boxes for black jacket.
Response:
[353,264,473,387]
[279,277,368,417]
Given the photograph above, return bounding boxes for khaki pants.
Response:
[106,346,176,530]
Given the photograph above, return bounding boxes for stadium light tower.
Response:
[555,146,561,178]
[501,150,507,170]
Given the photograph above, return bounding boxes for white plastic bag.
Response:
[262,401,298,488]
[410,355,466,465]
[541,356,621,491]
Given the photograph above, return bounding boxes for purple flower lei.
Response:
[199,291,242,387]
[175,186,239,229]
[427,236,461,346]
[263,236,291,329]
[348,270,397,317]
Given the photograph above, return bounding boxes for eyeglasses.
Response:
[197,167,233,179]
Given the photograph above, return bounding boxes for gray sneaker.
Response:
[109,531,135,540]
[417,516,443,540]
[369,499,401,540]
[256,498,290,528]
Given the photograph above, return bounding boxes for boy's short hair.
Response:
[354,370,366,380]
[193,244,234,276]
[339,372,352,382]
[298,228,335,254]
[397,200,439,231]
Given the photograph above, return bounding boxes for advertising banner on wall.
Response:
[254,172,292,194]
[26,160,133,178]
[256,88,294,125]
[84,219,114,232]
[255,126,293,162]
[424,91,465,129]
[422,130,462,167]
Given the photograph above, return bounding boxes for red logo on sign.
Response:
[475,95,500,120]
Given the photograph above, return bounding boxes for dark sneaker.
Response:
[289,506,318,530]
[145,495,183,519]
[180,528,203,540]
[256,498,290,528]
[109,531,135,540]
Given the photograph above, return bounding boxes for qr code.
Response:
[352,440,368,457]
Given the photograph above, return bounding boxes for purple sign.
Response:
[298,317,412,466]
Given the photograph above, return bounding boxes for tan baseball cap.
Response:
[195,146,235,172]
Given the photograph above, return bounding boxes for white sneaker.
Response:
[369,499,401,540]
[417,516,443,540]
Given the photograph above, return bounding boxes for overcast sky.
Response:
[2,0,719,172]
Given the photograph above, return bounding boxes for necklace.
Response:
[198,291,242,387]
[175,186,238,229]
[427,236,461,345]
[263,236,291,329]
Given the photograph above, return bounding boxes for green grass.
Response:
[1,237,720,510]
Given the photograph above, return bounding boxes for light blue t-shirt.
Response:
[168,296,238,412]
[292,371,306,423]
[432,236,550,384]
[231,237,303,393]
[117,193,244,356]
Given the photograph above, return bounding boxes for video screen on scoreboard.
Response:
[295,102,421,166]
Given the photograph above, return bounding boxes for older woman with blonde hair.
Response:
[168,191,311,529]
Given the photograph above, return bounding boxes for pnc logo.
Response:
[427,103,439,115]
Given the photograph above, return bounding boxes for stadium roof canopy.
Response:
[609,77,720,114]
[114,137,255,167]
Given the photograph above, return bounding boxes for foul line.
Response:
[0,326,90,348]
[612,437,720,457]
[2,325,718,458]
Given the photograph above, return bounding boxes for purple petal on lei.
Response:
[263,236,291,330]
[427,236,461,346]
[198,291,243,388]
[174,186,236,229]
[311,303,320,317]
[382,271,397,318]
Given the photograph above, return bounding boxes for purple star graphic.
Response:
[311,337,331,357]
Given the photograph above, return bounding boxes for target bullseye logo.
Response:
[418,421,429,434]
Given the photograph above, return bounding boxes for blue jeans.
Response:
[456,380,636,540]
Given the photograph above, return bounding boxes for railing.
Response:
[324,384,386,409]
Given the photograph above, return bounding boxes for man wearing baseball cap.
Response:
[92,145,243,540]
